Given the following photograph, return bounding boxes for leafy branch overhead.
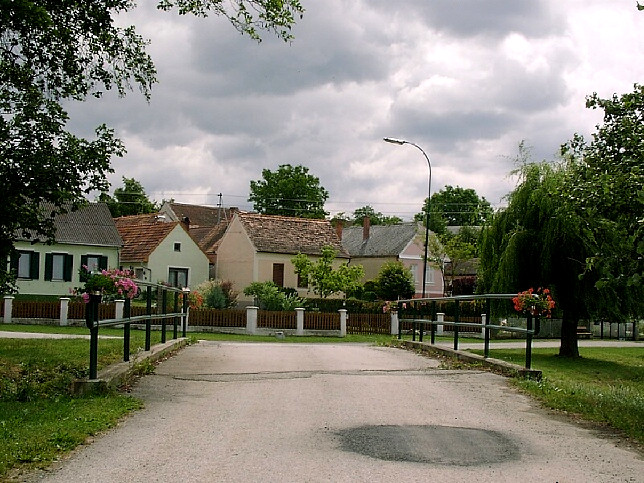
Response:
[0,1,304,294]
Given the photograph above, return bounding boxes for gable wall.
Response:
[146,225,209,289]
[215,217,255,297]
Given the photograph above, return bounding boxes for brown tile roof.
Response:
[114,216,181,263]
[238,213,349,257]
[189,224,228,263]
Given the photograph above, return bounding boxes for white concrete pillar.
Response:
[436,312,445,335]
[114,299,125,321]
[295,308,305,336]
[481,313,487,337]
[339,309,347,337]
[390,310,399,336]
[246,306,258,335]
[3,296,14,324]
[59,297,70,326]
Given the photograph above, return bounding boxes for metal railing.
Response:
[397,294,540,369]
[84,280,190,380]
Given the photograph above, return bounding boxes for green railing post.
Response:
[85,293,101,380]
[145,286,152,351]
[453,300,460,351]
[182,289,189,337]
[397,301,403,339]
[161,289,167,343]
[173,292,179,340]
[430,301,436,344]
[484,298,491,358]
[525,313,533,369]
[124,298,131,362]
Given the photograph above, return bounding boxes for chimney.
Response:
[363,216,371,241]
[334,219,344,240]
[181,216,190,231]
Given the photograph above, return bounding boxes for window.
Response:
[80,255,108,281]
[12,251,39,280]
[173,242,181,252]
[44,253,73,282]
[424,265,435,285]
[168,268,189,288]
[272,263,285,287]
[409,264,418,284]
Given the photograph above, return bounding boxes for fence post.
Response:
[3,296,14,324]
[246,306,258,335]
[436,312,444,335]
[59,297,70,326]
[114,299,124,321]
[339,309,347,337]
[390,309,399,336]
[295,308,305,335]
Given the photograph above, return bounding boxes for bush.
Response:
[374,261,415,301]
[194,280,238,309]
[243,281,304,311]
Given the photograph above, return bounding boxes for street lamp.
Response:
[383,137,432,298]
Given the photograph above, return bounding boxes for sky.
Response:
[66,0,644,221]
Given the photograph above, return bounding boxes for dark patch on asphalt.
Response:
[336,424,520,466]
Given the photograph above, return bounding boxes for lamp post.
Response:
[383,137,432,298]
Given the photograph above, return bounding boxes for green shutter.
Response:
[30,252,39,280]
[63,254,73,282]
[9,252,18,272]
[44,253,53,281]
[99,256,108,271]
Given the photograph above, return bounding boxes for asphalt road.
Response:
[34,341,643,482]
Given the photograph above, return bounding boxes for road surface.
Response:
[33,341,643,482]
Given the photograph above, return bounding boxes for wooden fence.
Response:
[189,308,246,328]
[346,313,390,334]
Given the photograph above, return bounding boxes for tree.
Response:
[99,177,159,217]
[561,85,644,322]
[292,246,364,298]
[352,206,402,226]
[478,161,599,357]
[415,185,493,234]
[249,164,329,219]
[373,261,415,301]
[442,230,478,296]
[0,1,303,294]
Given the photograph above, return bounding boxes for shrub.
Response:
[194,280,238,309]
[243,281,304,311]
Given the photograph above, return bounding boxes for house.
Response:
[114,214,209,289]
[158,201,239,278]
[10,203,122,296]
[341,219,444,298]
[216,212,349,303]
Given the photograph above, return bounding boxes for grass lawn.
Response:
[0,327,166,479]
[470,346,644,445]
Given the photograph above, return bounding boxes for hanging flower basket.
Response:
[512,287,555,318]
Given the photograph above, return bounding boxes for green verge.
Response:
[0,331,166,479]
[470,347,644,445]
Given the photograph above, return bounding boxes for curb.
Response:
[400,340,542,380]
[71,338,189,395]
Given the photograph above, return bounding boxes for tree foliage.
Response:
[99,177,159,218]
[373,261,415,301]
[292,246,364,298]
[0,0,304,294]
[478,161,595,357]
[249,164,329,219]
[416,185,493,235]
[350,206,402,226]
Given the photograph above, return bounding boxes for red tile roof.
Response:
[114,216,182,263]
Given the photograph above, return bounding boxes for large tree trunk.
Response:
[559,312,580,357]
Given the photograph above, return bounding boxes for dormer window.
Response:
[174,242,181,252]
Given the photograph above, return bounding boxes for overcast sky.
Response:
[66,0,644,220]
